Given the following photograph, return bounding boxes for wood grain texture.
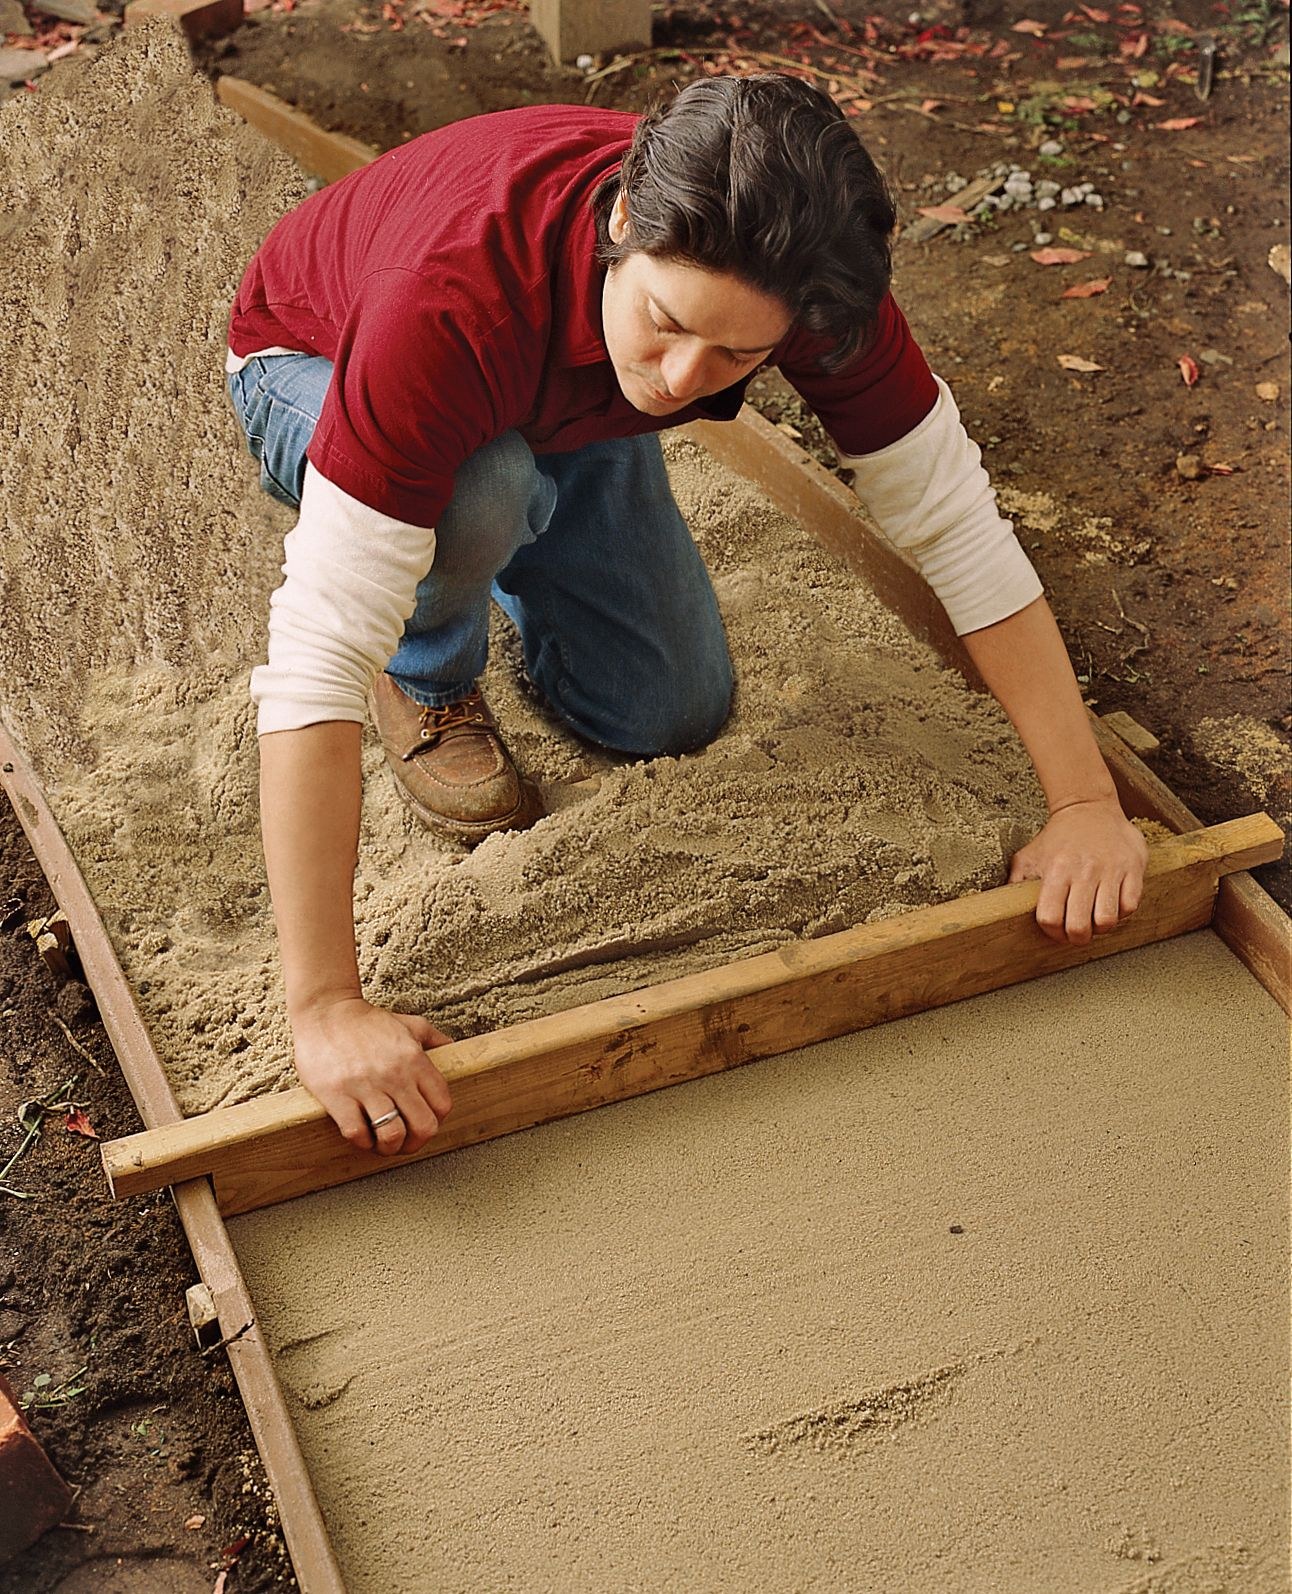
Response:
[1093,716,1290,1014]
[215,77,378,184]
[100,816,1283,1216]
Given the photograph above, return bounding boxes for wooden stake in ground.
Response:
[101,815,1283,1217]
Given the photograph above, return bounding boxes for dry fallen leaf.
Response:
[1206,462,1235,476]
[185,1514,207,1531]
[1061,278,1112,298]
[63,1109,98,1140]
[1012,17,1048,33]
[1131,90,1165,106]
[1178,354,1201,387]
[916,204,970,223]
[1058,354,1105,372]
[1031,247,1094,266]
[1156,116,1203,130]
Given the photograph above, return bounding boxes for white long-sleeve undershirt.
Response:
[835,375,1042,637]
[246,369,1042,735]
[251,462,437,734]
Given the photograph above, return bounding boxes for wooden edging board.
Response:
[0,723,347,1594]
[215,76,379,183]
[102,813,1282,1216]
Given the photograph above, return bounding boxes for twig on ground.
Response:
[200,1319,255,1359]
[583,45,872,90]
[0,1076,81,1196]
[49,1010,106,1076]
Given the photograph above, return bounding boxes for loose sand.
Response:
[231,932,1289,1594]
[0,25,1047,1115]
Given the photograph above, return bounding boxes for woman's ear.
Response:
[608,189,630,246]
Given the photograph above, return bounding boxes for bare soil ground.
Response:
[0,801,294,1592]
[1,0,1287,1586]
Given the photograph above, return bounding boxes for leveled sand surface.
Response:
[231,933,1289,1594]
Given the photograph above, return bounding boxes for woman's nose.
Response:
[659,342,712,402]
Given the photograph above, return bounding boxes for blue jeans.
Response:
[226,354,733,756]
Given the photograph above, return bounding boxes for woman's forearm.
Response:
[961,595,1115,812]
[258,720,365,1018]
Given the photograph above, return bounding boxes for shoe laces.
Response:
[406,692,488,757]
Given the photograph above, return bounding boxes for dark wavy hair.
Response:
[592,73,897,372]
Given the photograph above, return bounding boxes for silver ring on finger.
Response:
[368,1108,403,1130]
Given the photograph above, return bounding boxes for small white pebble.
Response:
[1035,179,1061,198]
[1061,187,1082,206]
[1037,195,1056,212]
[1085,193,1104,208]
[1039,139,1064,157]
[576,53,595,69]
[1125,250,1150,268]
[1033,231,1053,245]
[945,173,967,192]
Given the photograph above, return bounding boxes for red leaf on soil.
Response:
[1131,90,1166,106]
[1031,247,1094,265]
[1079,2,1111,17]
[220,1536,250,1562]
[63,1109,98,1140]
[1012,18,1048,33]
[1206,462,1235,475]
[919,98,944,112]
[1061,277,1112,298]
[1062,95,1098,111]
[1119,30,1149,56]
[1156,116,1203,130]
[917,204,970,223]
[1178,354,1201,386]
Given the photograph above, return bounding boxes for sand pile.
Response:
[0,28,1046,1116]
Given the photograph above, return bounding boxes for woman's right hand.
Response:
[289,994,454,1156]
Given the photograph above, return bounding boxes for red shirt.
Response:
[229,105,937,526]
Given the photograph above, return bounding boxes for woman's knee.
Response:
[568,653,734,758]
[435,430,548,584]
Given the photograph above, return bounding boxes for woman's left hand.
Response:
[1008,796,1149,945]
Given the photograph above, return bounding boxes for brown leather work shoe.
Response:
[369,674,543,844]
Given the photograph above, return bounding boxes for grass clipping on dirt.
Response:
[0,26,1046,1116]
